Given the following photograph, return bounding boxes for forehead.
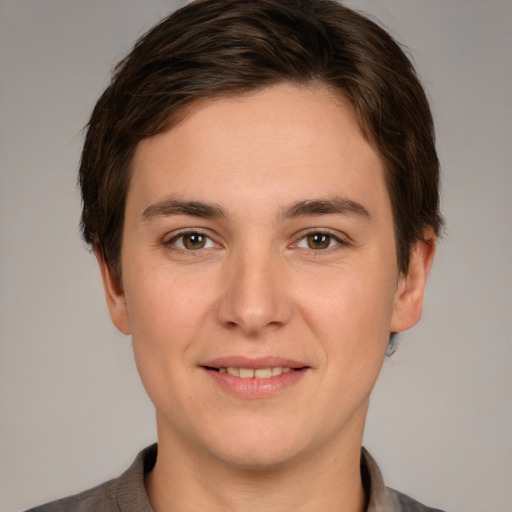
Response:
[128,83,389,218]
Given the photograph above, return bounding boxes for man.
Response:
[29,0,444,510]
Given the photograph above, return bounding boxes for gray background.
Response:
[1,1,511,511]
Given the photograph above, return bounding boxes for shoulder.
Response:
[386,487,447,512]
[361,447,447,512]
[24,479,117,512]
[25,444,157,512]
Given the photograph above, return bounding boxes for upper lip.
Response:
[201,356,308,370]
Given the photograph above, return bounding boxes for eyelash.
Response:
[292,229,350,252]
[164,228,349,253]
[164,229,218,252]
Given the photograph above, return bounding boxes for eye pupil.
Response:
[307,233,330,249]
[183,233,206,250]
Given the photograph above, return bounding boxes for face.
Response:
[99,83,433,470]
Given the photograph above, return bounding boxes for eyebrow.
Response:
[141,196,370,222]
[279,197,371,220]
[142,198,227,220]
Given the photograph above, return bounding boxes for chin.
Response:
[212,442,303,471]
[198,417,313,471]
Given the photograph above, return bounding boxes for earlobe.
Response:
[95,250,131,335]
[390,231,436,333]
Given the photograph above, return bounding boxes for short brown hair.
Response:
[80,0,443,282]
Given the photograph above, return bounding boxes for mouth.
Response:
[200,357,309,397]
[204,366,301,379]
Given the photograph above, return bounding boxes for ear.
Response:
[95,250,131,335]
[390,230,436,333]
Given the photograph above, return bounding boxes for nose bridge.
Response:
[217,240,291,335]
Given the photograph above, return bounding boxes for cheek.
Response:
[288,271,393,436]
[123,267,213,412]
[124,263,216,338]
[292,266,395,385]
[295,269,395,340]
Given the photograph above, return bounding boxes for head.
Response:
[80,0,443,472]
[79,0,442,286]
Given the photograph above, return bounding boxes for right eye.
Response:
[167,231,216,251]
[297,232,337,250]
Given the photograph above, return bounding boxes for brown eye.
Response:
[167,230,216,252]
[306,233,331,250]
[182,233,207,250]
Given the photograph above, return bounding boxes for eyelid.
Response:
[164,228,219,250]
[291,228,350,250]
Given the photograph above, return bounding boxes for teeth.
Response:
[239,368,255,378]
[254,368,272,379]
[221,367,293,378]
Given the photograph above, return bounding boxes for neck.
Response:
[146,415,367,512]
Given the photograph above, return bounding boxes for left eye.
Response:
[296,232,341,250]
[170,232,215,250]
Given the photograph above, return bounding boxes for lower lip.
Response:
[203,368,308,398]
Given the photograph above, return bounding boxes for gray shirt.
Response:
[27,445,445,512]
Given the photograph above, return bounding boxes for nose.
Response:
[216,246,293,337]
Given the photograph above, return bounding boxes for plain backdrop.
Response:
[1,1,511,511]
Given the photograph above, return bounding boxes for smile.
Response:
[201,359,309,398]
[215,367,294,378]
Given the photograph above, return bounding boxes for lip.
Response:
[202,356,307,370]
[200,356,310,399]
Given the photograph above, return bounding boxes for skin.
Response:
[98,83,435,512]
